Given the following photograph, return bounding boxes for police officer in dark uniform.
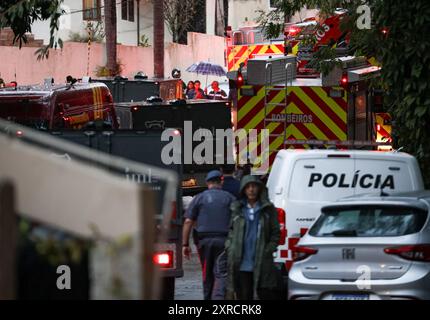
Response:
[182,170,236,300]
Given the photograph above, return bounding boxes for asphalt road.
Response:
[175,251,203,300]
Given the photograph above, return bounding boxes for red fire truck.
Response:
[0,80,118,130]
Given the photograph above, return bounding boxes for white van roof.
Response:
[276,149,418,162]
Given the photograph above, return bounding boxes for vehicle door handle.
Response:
[388,266,403,270]
[304,266,318,270]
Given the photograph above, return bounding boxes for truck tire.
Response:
[161,277,175,300]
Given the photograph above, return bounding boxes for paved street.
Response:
[175,252,203,300]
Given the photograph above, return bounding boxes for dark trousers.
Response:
[198,237,226,300]
[235,271,279,300]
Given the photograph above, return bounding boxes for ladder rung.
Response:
[264,120,285,124]
[268,134,285,138]
[264,118,286,122]
[265,87,286,92]
[265,102,286,107]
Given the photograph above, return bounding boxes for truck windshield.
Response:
[13,119,49,130]
[309,206,428,238]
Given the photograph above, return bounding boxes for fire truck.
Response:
[0,79,118,130]
[225,9,350,75]
[235,54,391,167]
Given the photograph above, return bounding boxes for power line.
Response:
[66,0,126,16]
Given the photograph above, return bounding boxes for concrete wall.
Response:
[31,0,172,47]
[0,32,226,87]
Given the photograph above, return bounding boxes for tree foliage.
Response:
[0,0,63,59]
[259,0,430,186]
[164,0,204,44]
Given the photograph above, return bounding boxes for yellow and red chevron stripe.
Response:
[227,42,300,71]
[375,113,392,143]
[92,86,104,120]
[227,44,283,71]
[236,85,348,165]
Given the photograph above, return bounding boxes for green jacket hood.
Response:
[237,175,270,207]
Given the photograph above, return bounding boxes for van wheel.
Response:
[161,277,175,300]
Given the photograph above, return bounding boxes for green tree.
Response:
[0,0,64,59]
[259,0,430,187]
[164,0,204,44]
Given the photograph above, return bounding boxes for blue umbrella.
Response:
[186,61,227,88]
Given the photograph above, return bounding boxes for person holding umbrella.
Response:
[186,61,227,97]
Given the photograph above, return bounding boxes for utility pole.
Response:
[153,0,165,78]
[137,0,141,46]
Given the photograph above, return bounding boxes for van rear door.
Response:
[289,156,356,203]
[287,155,356,227]
[353,158,416,194]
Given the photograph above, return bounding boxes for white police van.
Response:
[266,150,424,268]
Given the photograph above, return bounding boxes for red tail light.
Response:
[153,251,174,268]
[171,201,177,220]
[384,245,430,262]
[276,208,286,245]
[237,71,244,88]
[287,26,302,37]
[341,72,349,89]
[292,246,318,262]
[6,81,17,88]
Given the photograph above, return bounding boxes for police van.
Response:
[266,150,425,271]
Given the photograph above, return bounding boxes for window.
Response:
[121,0,135,22]
[83,0,101,21]
[309,206,428,238]
[269,0,278,9]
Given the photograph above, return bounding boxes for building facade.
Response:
[31,0,172,46]
[30,1,318,47]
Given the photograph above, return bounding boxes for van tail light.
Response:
[384,245,430,262]
[292,246,318,262]
[276,208,287,245]
[153,251,174,268]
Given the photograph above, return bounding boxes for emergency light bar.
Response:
[348,66,382,82]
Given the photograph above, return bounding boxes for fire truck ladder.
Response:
[263,63,293,153]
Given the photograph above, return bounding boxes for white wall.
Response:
[1,32,226,86]
[228,0,270,30]
[227,0,319,30]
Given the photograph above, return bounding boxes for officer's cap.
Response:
[206,170,223,182]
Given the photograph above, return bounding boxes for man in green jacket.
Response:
[225,175,281,300]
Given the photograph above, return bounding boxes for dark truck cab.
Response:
[115,99,233,195]
[92,77,183,103]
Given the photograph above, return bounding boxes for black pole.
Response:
[137,0,140,46]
